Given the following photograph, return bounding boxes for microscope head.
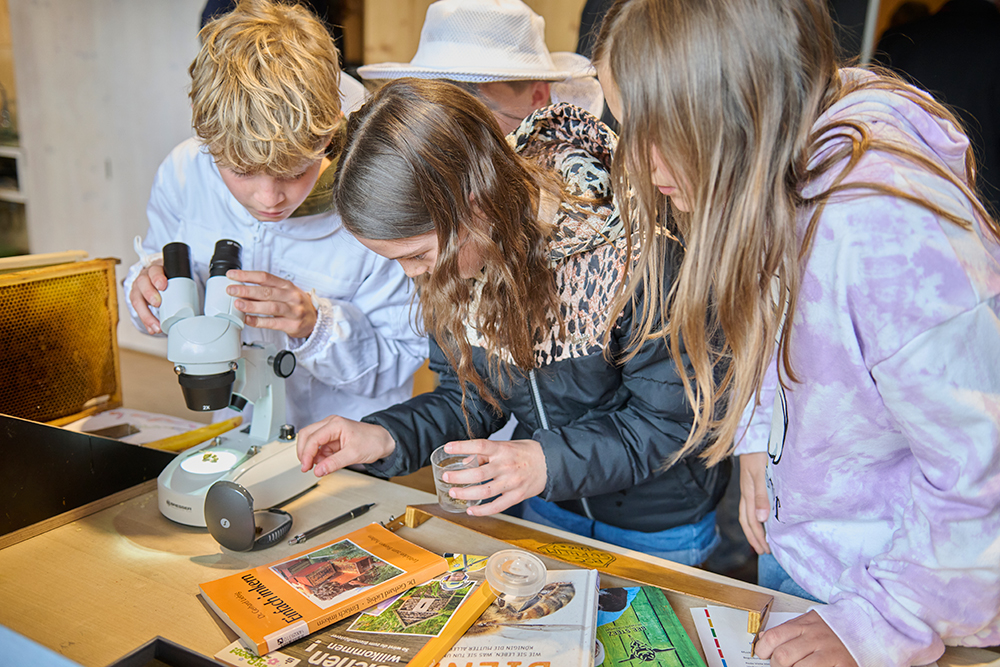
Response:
[160,240,245,411]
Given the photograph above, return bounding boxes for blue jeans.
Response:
[757,553,824,603]
[517,497,720,566]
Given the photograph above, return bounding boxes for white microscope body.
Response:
[155,240,315,527]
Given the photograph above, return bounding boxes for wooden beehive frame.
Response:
[385,503,773,634]
[0,256,123,424]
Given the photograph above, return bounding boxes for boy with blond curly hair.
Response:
[124,0,426,428]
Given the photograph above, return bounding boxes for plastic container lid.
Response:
[485,549,547,598]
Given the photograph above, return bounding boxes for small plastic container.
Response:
[485,549,547,598]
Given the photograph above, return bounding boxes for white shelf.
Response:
[0,145,23,159]
[0,144,25,205]
[0,186,26,204]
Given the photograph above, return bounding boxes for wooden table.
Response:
[0,470,996,666]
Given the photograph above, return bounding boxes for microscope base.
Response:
[157,430,315,527]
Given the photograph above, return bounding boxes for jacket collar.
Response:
[216,154,343,241]
[508,103,623,263]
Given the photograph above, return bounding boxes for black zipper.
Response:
[527,369,594,520]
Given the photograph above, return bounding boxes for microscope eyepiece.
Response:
[163,242,193,279]
[209,239,242,277]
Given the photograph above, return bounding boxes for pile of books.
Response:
[203,522,707,667]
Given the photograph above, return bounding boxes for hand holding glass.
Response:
[431,445,482,513]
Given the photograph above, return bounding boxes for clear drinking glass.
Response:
[430,445,482,513]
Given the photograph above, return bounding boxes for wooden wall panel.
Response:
[875,0,948,42]
[340,0,365,66]
[0,0,16,129]
[529,0,588,53]
[363,0,433,66]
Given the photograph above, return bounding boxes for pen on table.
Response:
[288,503,376,545]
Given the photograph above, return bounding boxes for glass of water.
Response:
[430,445,483,513]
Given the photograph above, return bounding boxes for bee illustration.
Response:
[618,639,676,663]
[466,581,577,636]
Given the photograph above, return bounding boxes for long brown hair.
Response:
[334,78,561,422]
[595,0,1000,466]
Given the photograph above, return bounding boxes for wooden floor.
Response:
[118,347,437,494]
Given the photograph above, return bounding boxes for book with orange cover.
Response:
[215,554,498,667]
[199,522,448,656]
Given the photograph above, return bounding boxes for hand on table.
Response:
[438,438,547,516]
[739,451,771,554]
[755,610,858,667]
[129,261,168,334]
[296,415,396,477]
[226,269,317,338]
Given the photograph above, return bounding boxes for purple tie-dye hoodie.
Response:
[735,69,1000,666]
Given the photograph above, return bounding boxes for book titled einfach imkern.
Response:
[215,554,498,667]
[199,522,448,656]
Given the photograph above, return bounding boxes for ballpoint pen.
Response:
[287,502,376,545]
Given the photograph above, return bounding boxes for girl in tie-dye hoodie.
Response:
[594,0,1000,665]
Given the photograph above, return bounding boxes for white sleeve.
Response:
[734,359,778,456]
[286,256,428,397]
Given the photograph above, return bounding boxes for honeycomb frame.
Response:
[0,257,123,424]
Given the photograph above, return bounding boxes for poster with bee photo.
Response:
[438,568,600,667]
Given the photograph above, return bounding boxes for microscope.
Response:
[155,240,316,532]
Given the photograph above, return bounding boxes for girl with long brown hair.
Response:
[595,0,1000,665]
[295,78,728,564]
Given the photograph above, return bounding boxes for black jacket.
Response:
[363,105,729,532]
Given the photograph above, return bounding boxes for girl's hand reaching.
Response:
[296,415,396,477]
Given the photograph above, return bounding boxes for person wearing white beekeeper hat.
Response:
[357,0,604,134]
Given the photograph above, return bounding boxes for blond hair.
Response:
[190,0,342,177]
[596,0,999,466]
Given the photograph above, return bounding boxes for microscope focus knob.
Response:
[279,424,296,441]
[272,350,296,378]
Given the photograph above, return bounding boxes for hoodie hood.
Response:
[805,68,973,209]
[508,103,624,262]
